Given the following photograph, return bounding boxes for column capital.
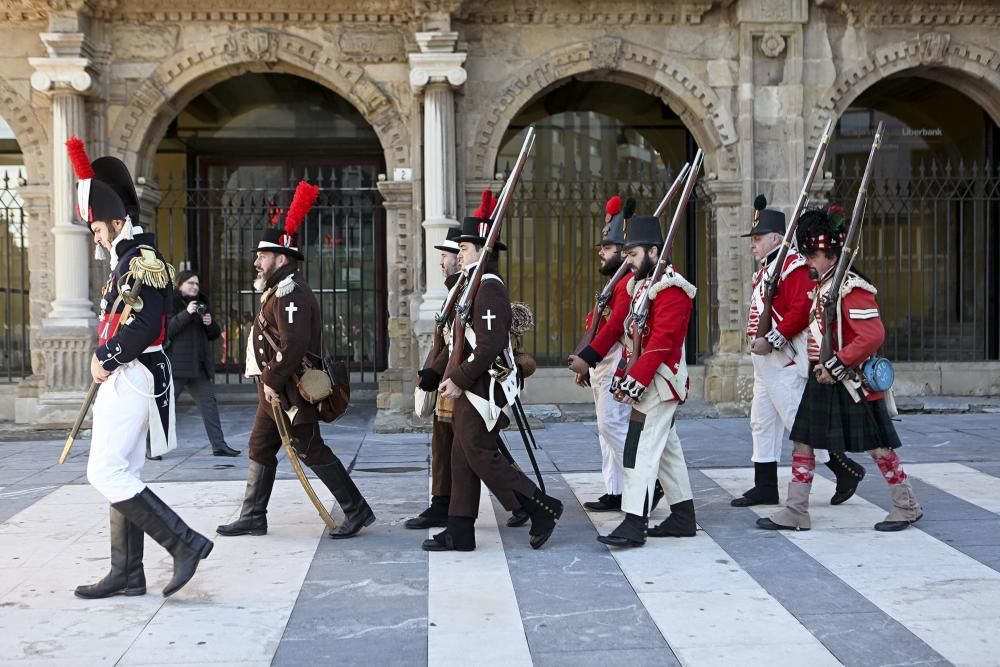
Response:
[408,32,466,94]
[28,32,100,95]
[699,178,743,208]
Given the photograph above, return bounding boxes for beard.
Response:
[807,267,819,281]
[599,254,623,277]
[253,276,267,292]
[633,254,656,280]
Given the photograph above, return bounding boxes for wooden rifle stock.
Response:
[819,121,884,366]
[574,162,692,355]
[757,117,836,339]
[618,149,704,383]
[445,127,536,376]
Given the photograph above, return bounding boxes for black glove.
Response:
[417,368,442,392]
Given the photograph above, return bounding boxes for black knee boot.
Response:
[75,506,146,599]
[648,499,697,537]
[312,459,376,539]
[826,451,866,505]
[114,488,213,597]
[514,489,564,549]
[422,516,476,552]
[597,513,648,548]
[217,461,276,536]
[405,495,449,529]
[731,462,780,507]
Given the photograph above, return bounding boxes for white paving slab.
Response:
[564,473,841,667]
[706,466,1000,667]
[427,483,532,667]
[0,480,327,665]
[906,462,1000,515]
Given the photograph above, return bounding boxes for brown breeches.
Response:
[448,396,537,518]
[247,393,336,469]
[431,417,454,498]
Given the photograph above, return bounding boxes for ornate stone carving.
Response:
[817,1,1000,27]
[455,0,713,25]
[338,28,407,63]
[737,0,808,23]
[919,31,951,65]
[228,29,279,64]
[760,31,787,58]
[590,37,624,71]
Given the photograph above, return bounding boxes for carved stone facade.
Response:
[0,0,997,423]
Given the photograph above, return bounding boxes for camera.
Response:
[195,303,209,315]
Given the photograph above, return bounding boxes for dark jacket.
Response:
[166,292,221,379]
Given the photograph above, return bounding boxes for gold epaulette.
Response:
[128,246,176,289]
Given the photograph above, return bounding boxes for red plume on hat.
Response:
[281,181,319,244]
[66,136,95,180]
[472,188,496,220]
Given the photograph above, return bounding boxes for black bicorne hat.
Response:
[742,194,786,237]
[622,215,663,250]
[92,157,140,223]
[433,227,462,254]
[66,137,130,224]
[457,189,506,251]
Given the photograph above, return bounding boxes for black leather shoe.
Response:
[145,453,162,461]
[730,487,779,507]
[422,518,475,551]
[212,444,241,457]
[874,513,922,532]
[648,500,697,537]
[597,513,647,548]
[330,503,376,539]
[311,459,376,539]
[584,494,622,512]
[756,517,808,531]
[731,462,779,506]
[405,496,449,529]
[506,509,530,527]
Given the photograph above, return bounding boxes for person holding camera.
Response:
[166,270,240,457]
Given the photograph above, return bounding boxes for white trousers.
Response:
[87,363,151,503]
[590,344,629,495]
[749,352,829,464]
[621,395,692,516]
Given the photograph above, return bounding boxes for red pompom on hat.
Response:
[605,195,622,216]
[66,136,95,180]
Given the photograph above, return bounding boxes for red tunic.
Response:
[579,273,632,365]
[809,273,886,401]
[747,252,812,342]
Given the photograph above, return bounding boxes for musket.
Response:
[270,397,339,532]
[446,126,536,374]
[617,149,704,387]
[574,162,692,355]
[59,275,144,464]
[756,117,836,340]
[820,121,885,367]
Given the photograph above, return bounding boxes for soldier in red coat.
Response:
[597,216,697,548]
[757,208,923,532]
[734,196,865,508]
[566,195,634,511]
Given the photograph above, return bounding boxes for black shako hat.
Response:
[622,215,663,250]
[599,195,636,246]
[433,227,461,254]
[741,194,786,237]
[457,189,506,251]
[254,181,319,261]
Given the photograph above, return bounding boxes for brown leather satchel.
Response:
[257,316,350,422]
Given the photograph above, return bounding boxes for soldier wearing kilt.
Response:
[735,196,866,508]
[757,208,923,533]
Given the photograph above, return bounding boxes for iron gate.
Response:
[500,159,714,366]
[151,162,387,383]
[0,169,29,382]
[830,159,1000,361]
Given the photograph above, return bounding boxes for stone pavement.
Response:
[1,403,999,666]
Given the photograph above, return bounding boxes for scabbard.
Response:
[270,399,339,532]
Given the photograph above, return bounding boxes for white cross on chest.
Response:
[481,309,496,331]
[285,302,298,324]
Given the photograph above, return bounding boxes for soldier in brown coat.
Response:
[423,197,563,552]
[217,182,375,539]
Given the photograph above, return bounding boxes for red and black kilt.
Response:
[789,374,901,453]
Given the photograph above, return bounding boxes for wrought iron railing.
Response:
[151,163,386,384]
[0,168,30,382]
[830,159,1000,361]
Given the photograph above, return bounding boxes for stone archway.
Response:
[0,75,48,183]
[107,28,411,180]
[807,33,1000,155]
[466,37,739,181]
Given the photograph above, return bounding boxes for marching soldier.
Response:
[425,192,562,551]
[598,216,697,548]
[735,196,865,508]
[407,227,463,529]
[757,207,923,532]
[567,195,633,511]
[67,138,213,599]
[217,182,375,539]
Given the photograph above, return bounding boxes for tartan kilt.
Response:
[789,374,901,453]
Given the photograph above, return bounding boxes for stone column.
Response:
[408,32,466,354]
[29,31,101,425]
